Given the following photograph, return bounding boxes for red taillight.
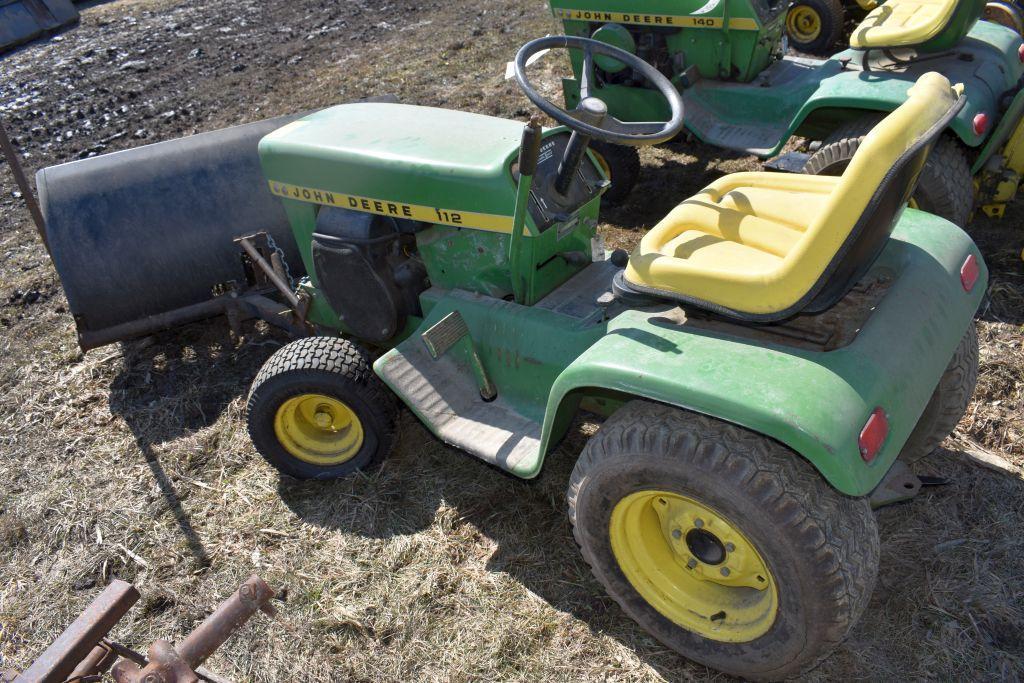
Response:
[1018,42,1024,62]
[960,253,979,292]
[859,408,888,463]
[973,112,990,136]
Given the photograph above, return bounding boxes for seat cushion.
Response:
[623,173,842,315]
[622,73,963,321]
[850,0,978,50]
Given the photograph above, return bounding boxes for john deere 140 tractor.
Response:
[31,35,985,679]
[784,0,1024,57]
[551,0,1024,225]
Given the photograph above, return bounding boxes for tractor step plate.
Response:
[376,336,541,472]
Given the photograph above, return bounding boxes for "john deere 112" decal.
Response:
[268,180,515,233]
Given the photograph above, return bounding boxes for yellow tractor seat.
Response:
[850,0,982,51]
[618,72,965,322]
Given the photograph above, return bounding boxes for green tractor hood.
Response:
[258,103,522,232]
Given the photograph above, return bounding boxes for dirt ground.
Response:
[0,0,1022,680]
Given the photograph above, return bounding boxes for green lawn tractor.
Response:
[784,0,1024,57]
[29,35,987,680]
[551,0,1024,225]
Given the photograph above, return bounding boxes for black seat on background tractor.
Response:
[618,72,965,322]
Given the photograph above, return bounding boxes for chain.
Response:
[265,233,296,291]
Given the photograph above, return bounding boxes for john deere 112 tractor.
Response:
[30,35,985,679]
[551,0,1024,225]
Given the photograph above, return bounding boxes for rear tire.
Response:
[247,336,397,479]
[786,0,845,55]
[568,401,879,680]
[899,326,979,464]
[590,140,641,206]
[804,117,975,227]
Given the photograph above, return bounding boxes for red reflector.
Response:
[1018,43,1024,62]
[960,253,979,292]
[859,408,888,463]
[973,112,990,136]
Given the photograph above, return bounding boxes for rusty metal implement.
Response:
[3,576,276,683]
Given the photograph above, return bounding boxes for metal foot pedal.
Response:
[421,311,496,400]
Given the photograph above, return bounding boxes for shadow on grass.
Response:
[276,414,702,679]
[105,321,283,570]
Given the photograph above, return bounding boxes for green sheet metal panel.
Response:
[560,20,1024,156]
[537,210,986,495]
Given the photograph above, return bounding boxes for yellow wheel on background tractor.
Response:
[568,401,879,680]
[787,5,822,44]
[247,336,397,479]
[785,0,845,55]
[589,140,641,206]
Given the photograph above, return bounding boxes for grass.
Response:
[1,0,1023,680]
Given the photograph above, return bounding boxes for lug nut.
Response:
[687,558,698,569]
[725,542,735,553]
[720,567,730,577]
[672,528,682,539]
[694,518,704,528]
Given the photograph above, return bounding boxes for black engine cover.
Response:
[312,208,426,343]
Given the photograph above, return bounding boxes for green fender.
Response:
[779,21,1023,154]
[536,210,987,496]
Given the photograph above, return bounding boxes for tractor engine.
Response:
[310,208,428,344]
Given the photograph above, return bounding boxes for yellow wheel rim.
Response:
[273,394,364,466]
[610,490,778,643]
[787,6,822,43]
[592,149,612,181]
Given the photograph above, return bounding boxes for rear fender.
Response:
[537,211,986,497]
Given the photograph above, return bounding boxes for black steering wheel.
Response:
[514,35,685,147]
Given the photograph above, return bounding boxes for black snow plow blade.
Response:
[37,113,307,350]
[0,0,79,55]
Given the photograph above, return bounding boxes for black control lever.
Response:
[555,98,608,196]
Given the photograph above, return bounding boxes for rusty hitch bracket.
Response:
[111,575,277,683]
[8,579,139,683]
[0,116,49,254]
[6,576,276,683]
[235,233,311,325]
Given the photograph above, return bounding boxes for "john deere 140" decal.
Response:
[268,181,515,233]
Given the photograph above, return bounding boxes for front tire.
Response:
[899,326,979,463]
[568,401,879,680]
[590,140,641,206]
[247,336,397,479]
[804,117,975,227]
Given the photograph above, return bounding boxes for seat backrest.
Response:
[795,72,964,313]
[850,0,984,52]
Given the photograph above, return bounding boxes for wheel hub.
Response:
[610,490,778,642]
[685,528,726,566]
[273,393,364,465]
